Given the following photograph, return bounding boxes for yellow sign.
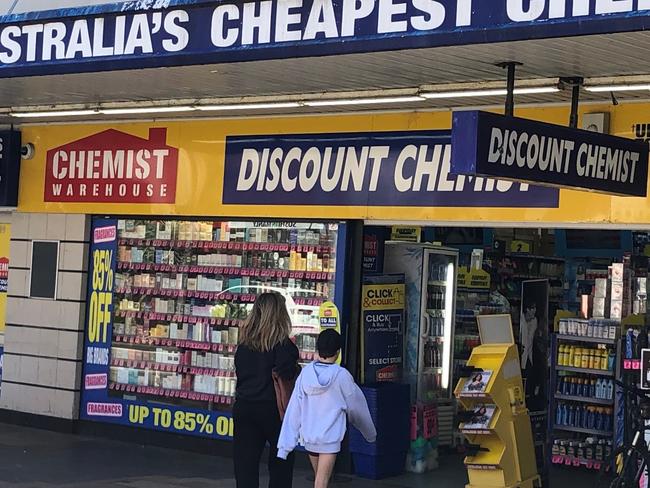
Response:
[319,301,341,364]
[510,240,532,254]
[361,283,405,311]
[390,226,421,242]
[458,266,491,289]
[0,223,10,336]
[15,102,650,226]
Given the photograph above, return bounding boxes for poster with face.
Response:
[461,404,496,431]
[520,279,549,483]
[460,370,493,396]
[520,279,548,411]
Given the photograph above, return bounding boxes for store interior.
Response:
[363,224,649,481]
[103,218,649,482]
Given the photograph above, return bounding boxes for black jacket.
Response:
[235,339,299,403]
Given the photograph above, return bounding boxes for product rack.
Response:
[108,219,340,410]
[548,332,620,471]
[454,314,540,488]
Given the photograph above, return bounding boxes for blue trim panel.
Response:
[0,3,650,78]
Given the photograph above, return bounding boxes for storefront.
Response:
[2,102,645,446]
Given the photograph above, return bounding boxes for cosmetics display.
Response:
[109,219,340,408]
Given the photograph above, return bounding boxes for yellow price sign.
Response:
[391,226,421,242]
[458,267,490,289]
[319,301,341,364]
[511,240,532,253]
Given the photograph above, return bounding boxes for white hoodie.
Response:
[277,362,377,459]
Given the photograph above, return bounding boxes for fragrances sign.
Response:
[451,111,650,197]
[44,128,179,204]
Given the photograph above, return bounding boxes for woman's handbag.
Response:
[272,363,301,420]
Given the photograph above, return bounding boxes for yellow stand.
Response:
[454,315,541,488]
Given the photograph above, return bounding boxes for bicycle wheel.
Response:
[598,446,650,488]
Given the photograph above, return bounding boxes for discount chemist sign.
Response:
[222,130,559,208]
[451,111,650,197]
[2,1,650,76]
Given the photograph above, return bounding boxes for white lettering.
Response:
[378,0,408,33]
[162,10,190,52]
[507,0,544,21]
[276,0,303,42]
[211,5,239,47]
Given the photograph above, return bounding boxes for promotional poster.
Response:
[79,218,235,440]
[361,276,405,383]
[520,279,549,482]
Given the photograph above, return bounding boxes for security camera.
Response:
[21,143,35,160]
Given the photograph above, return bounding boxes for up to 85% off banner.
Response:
[128,405,233,438]
[88,249,114,344]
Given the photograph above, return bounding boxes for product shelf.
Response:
[554,394,614,406]
[114,310,244,326]
[551,455,604,470]
[117,261,335,281]
[118,238,335,255]
[553,424,612,436]
[110,357,235,377]
[113,334,237,352]
[556,365,615,377]
[557,335,617,345]
[109,381,234,405]
[115,286,327,304]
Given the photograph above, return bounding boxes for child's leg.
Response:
[314,453,337,488]
[309,453,319,477]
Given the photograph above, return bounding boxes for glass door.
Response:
[419,248,458,401]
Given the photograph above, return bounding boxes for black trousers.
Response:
[233,400,295,488]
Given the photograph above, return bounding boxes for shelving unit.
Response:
[109,219,340,410]
[549,332,620,471]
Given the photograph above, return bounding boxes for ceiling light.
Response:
[420,86,559,99]
[585,84,650,93]
[196,102,301,111]
[99,106,195,115]
[304,96,423,107]
[10,109,97,118]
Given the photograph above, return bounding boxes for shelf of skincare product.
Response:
[109,219,340,409]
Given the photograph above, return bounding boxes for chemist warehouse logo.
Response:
[45,128,179,204]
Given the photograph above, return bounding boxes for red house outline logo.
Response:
[45,128,178,204]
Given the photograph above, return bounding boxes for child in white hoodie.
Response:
[277,329,377,488]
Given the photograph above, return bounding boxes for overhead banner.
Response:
[451,111,650,197]
[223,131,559,207]
[2,1,650,76]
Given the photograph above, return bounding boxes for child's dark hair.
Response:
[317,329,342,359]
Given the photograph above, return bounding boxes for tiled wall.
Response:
[0,213,90,419]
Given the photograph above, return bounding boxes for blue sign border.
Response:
[451,110,649,197]
[0,2,650,77]
[223,130,560,208]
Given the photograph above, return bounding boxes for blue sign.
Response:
[361,276,405,383]
[79,217,234,440]
[451,111,649,197]
[1,1,650,77]
[223,131,559,208]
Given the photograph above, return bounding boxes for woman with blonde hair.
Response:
[234,292,299,488]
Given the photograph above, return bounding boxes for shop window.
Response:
[29,241,59,299]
